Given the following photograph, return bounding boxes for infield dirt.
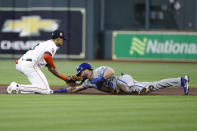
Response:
[0,86,197,95]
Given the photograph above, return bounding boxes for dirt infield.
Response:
[1,85,197,95]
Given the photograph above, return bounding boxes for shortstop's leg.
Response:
[18,65,51,94]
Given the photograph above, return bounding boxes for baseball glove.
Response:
[65,75,84,87]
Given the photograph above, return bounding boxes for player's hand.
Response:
[65,75,83,82]
[65,75,84,87]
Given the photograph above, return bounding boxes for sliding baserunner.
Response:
[54,62,189,95]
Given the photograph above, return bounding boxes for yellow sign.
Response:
[2,16,59,37]
[130,37,147,55]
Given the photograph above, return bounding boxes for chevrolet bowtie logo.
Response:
[1,16,59,37]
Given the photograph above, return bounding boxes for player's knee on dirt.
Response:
[121,87,131,93]
[42,89,52,94]
[117,74,135,93]
[117,82,131,93]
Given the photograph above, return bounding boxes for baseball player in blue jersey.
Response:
[54,63,189,95]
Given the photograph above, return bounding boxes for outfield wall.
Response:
[106,31,197,61]
[0,0,98,60]
[1,0,197,60]
[0,7,85,59]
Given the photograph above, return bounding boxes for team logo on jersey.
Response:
[130,37,147,55]
[1,16,59,37]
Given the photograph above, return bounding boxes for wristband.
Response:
[54,88,67,93]
[60,74,66,80]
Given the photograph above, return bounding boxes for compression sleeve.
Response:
[43,52,56,68]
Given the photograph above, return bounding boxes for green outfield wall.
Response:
[112,31,197,61]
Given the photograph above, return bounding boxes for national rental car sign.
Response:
[0,8,85,59]
[113,31,197,60]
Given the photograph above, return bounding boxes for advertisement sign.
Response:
[0,7,85,59]
[113,31,197,60]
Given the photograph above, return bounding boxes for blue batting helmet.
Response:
[76,63,93,76]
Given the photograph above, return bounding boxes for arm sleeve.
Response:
[43,52,56,68]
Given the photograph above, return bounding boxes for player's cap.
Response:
[76,63,93,76]
[51,30,66,40]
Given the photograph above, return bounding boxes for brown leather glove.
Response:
[65,76,84,87]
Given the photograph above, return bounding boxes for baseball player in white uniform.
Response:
[7,30,69,94]
[54,63,189,95]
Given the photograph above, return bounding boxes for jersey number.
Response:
[106,81,113,88]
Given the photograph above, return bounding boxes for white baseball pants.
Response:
[16,58,51,94]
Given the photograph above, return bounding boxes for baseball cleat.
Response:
[138,88,148,95]
[181,76,189,95]
[7,82,19,94]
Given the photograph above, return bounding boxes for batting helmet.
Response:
[76,63,93,76]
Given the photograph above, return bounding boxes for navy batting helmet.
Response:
[76,63,93,76]
[51,30,66,40]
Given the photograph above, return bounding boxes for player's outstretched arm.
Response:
[47,65,67,80]
[44,53,67,81]
[68,85,86,93]
[54,85,86,93]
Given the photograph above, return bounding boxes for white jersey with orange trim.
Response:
[14,39,59,94]
[22,40,58,68]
